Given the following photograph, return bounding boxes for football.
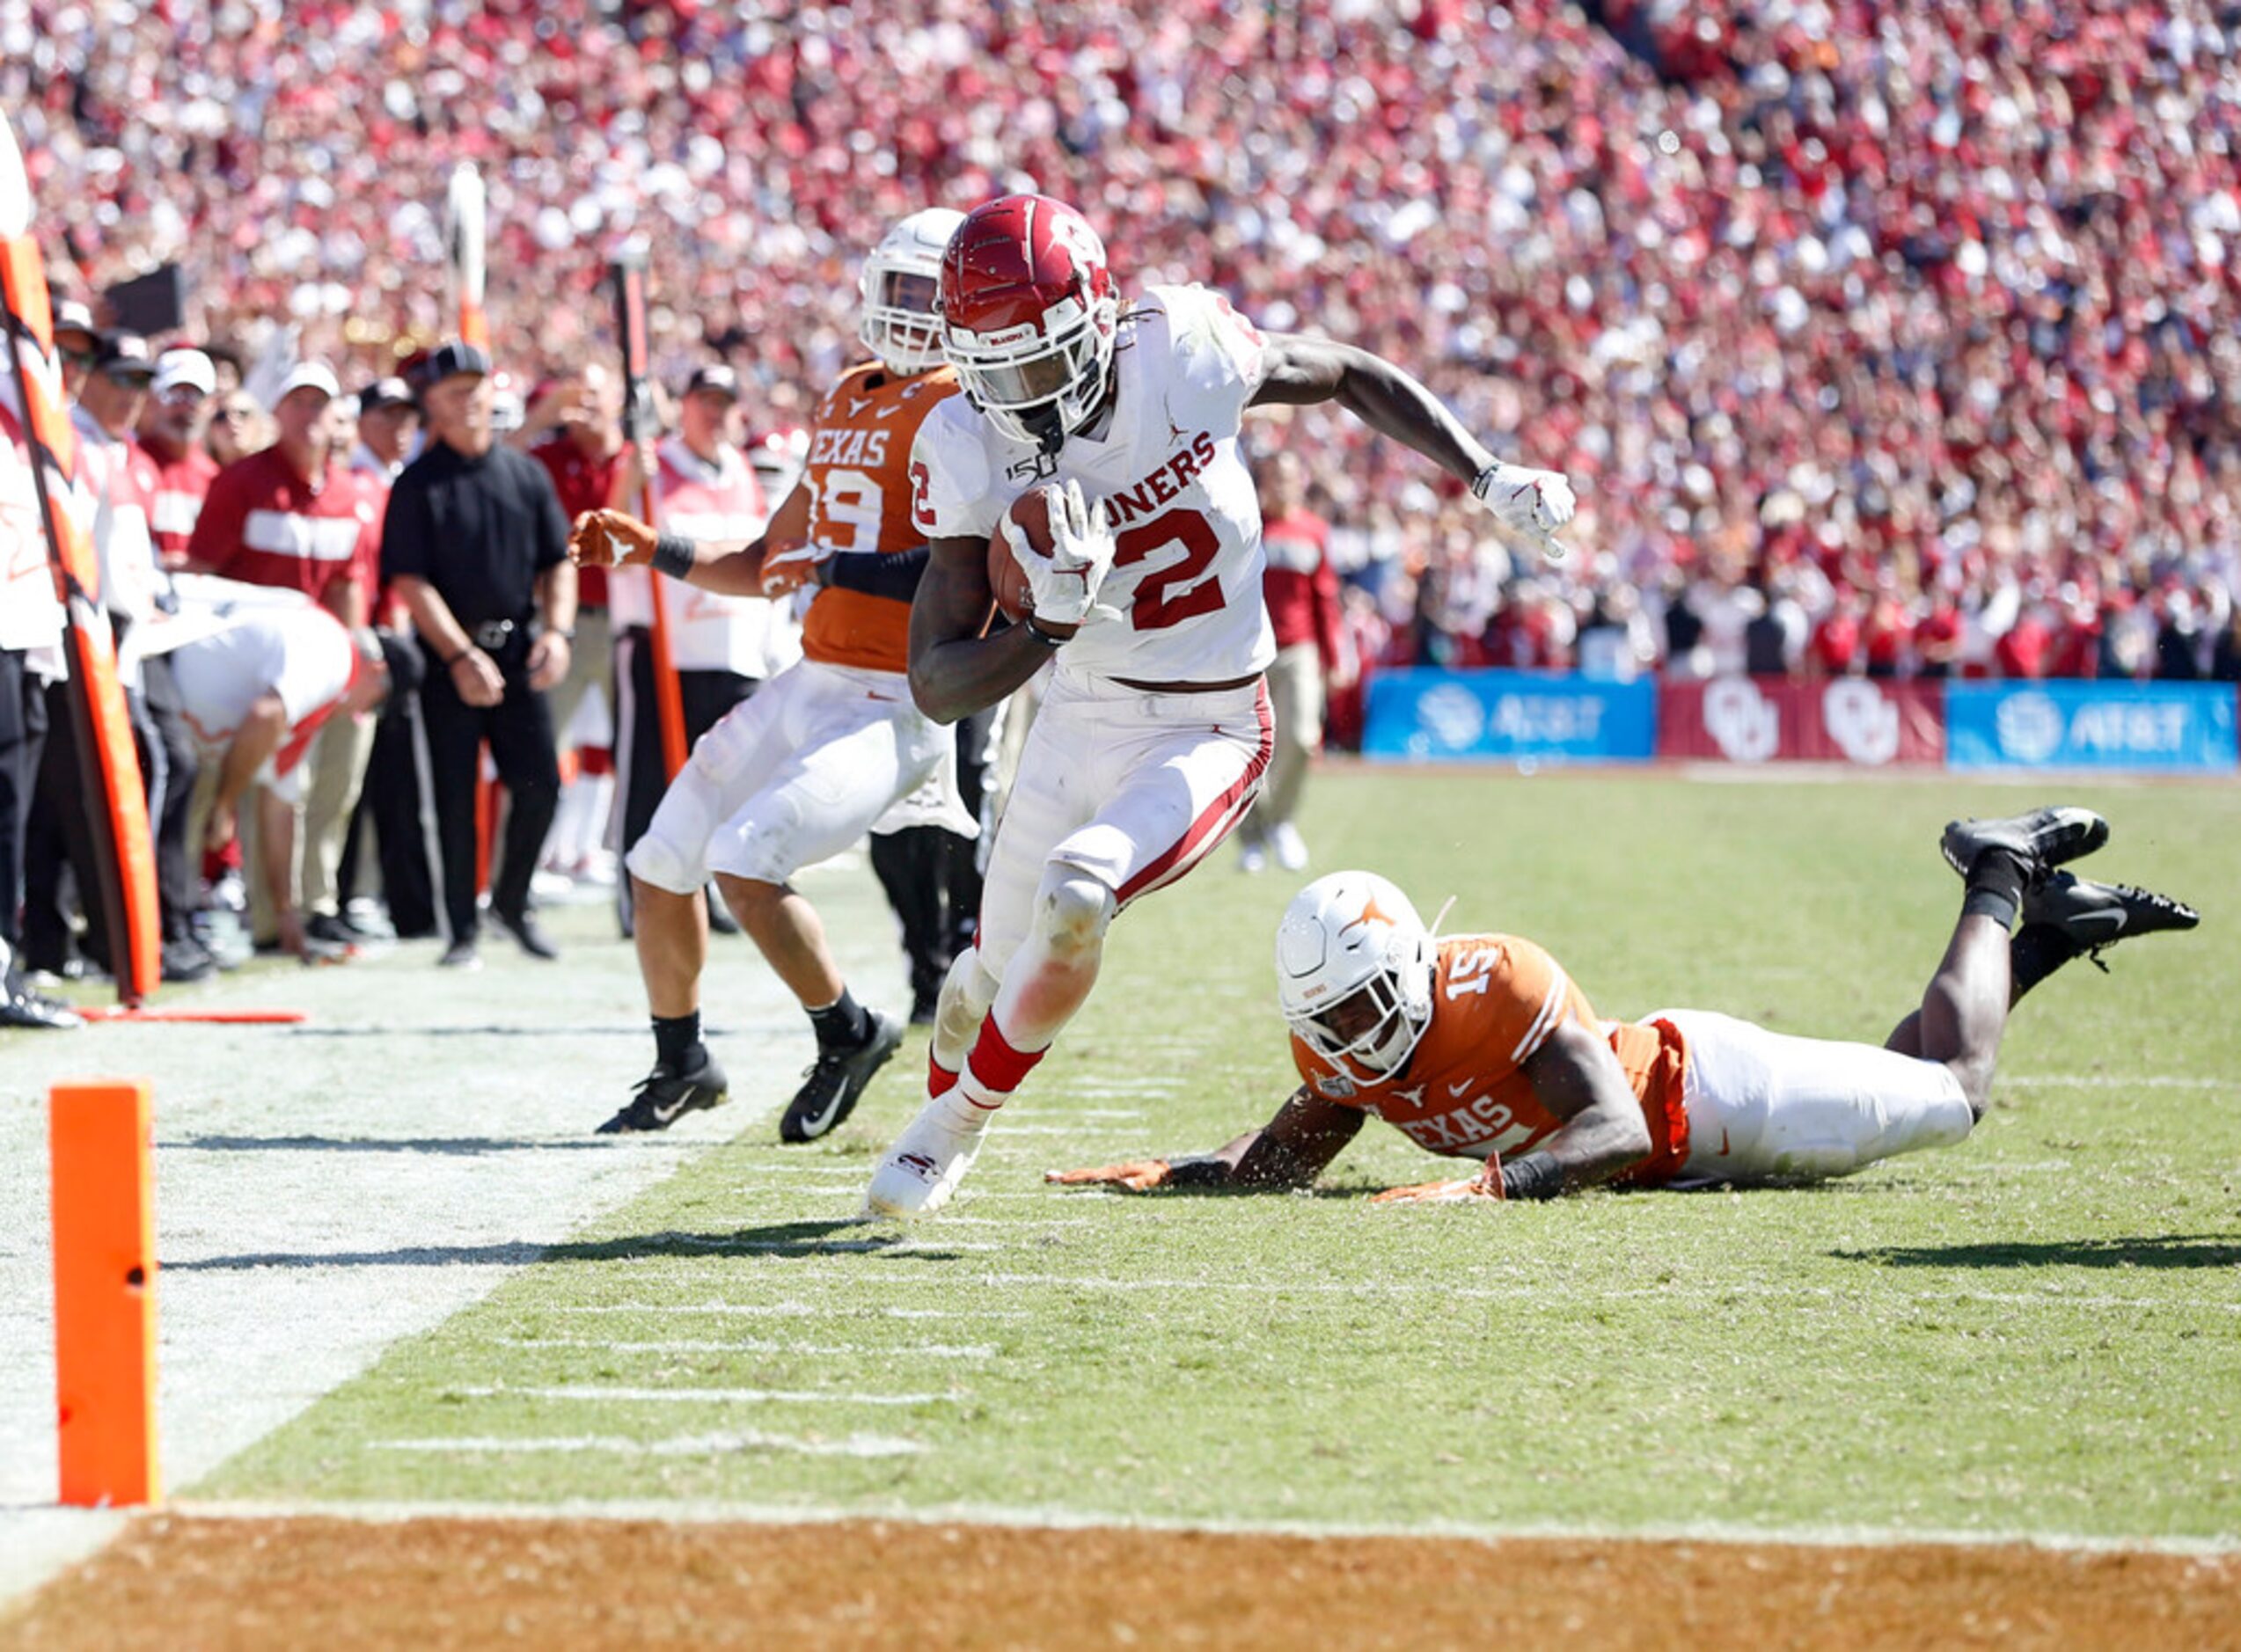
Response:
[987,486,1057,623]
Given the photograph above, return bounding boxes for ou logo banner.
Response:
[1824,679,1900,765]
[1704,677,1779,762]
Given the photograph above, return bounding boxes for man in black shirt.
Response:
[382,342,576,967]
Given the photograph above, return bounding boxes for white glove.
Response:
[1472,462,1577,561]
[1010,479,1115,627]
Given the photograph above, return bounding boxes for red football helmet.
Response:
[938,194,1118,453]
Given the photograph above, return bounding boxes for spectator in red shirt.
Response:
[136,349,220,572]
[1807,587,1866,678]
[1237,451,1346,874]
[184,362,385,951]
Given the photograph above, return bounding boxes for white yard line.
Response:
[169,1495,2241,1559]
[553,1303,1032,1321]
[452,1385,956,1406]
[370,1433,924,1460]
[495,1337,998,1359]
[793,1268,2241,1314]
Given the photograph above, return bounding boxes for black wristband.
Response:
[651,532,695,580]
[1022,615,1069,648]
[1498,1155,1564,1202]
[1164,1156,1232,1190]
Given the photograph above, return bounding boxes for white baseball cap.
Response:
[152,348,216,398]
[275,361,341,405]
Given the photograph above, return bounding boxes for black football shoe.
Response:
[492,906,560,961]
[2020,873,2200,968]
[780,1010,904,1143]
[597,1049,730,1135]
[1941,806,2108,885]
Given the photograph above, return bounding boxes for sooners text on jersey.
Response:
[1291,935,1693,1185]
[910,284,1278,684]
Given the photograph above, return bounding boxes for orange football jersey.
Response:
[1290,935,1691,1186]
[796,360,959,674]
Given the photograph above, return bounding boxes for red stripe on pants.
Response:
[1115,680,1274,906]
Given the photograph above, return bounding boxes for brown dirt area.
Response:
[3,1514,2236,1650]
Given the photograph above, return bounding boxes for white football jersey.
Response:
[168,598,355,790]
[912,283,1278,683]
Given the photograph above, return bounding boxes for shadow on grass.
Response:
[1835,1234,2241,1269]
[167,1219,970,1271]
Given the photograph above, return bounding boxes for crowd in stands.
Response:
[11,0,2241,711]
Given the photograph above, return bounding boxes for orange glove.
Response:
[1371,1159,1505,1205]
[570,508,656,569]
[759,542,826,597]
[1044,1159,1173,1193]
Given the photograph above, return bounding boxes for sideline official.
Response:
[381,342,575,968]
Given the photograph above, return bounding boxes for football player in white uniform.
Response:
[866,193,1579,1217]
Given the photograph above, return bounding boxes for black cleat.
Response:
[598,1050,730,1134]
[1942,806,2108,885]
[493,906,560,961]
[780,1010,904,1143]
[2021,873,2199,968]
[160,938,217,983]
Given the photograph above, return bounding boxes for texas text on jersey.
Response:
[1291,934,1693,1184]
[909,283,1277,685]
[802,360,958,675]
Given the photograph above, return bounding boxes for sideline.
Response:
[160,1495,2241,1559]
[0,866,894,1611]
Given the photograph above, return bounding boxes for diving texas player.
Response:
[569,207,971,1142]
[1050,809,2199,1202]
[863,193,1579,1217]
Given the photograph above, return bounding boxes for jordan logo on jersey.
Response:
[1099,431,1218,529]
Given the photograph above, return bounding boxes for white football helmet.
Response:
[859,208,965,376]
[1275,871,1437,1083]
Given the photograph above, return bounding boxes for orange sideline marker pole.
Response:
[49,1079,160,1507]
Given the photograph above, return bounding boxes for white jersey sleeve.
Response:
[1143,283,1268,438]
[908,396,1002,545]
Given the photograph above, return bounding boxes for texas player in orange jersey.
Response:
[568,208,975,1143]
[1051,808,2198,1202]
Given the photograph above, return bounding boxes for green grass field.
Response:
[201,770,2241,1541]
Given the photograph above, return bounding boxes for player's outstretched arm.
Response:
[1251,334,1576,557]
[1507,1020,1656,1198]
[1045,1086,1365,1195]
[569,483,814,599]
[907,535,1061,724]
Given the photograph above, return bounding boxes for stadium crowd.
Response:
[4,0,2240,1024]
[10,0,2240,690]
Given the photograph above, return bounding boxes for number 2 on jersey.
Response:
[1114,508,1225,632]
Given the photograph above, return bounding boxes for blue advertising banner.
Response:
[1945,681,2238,773]
[1363,669,1658,764]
